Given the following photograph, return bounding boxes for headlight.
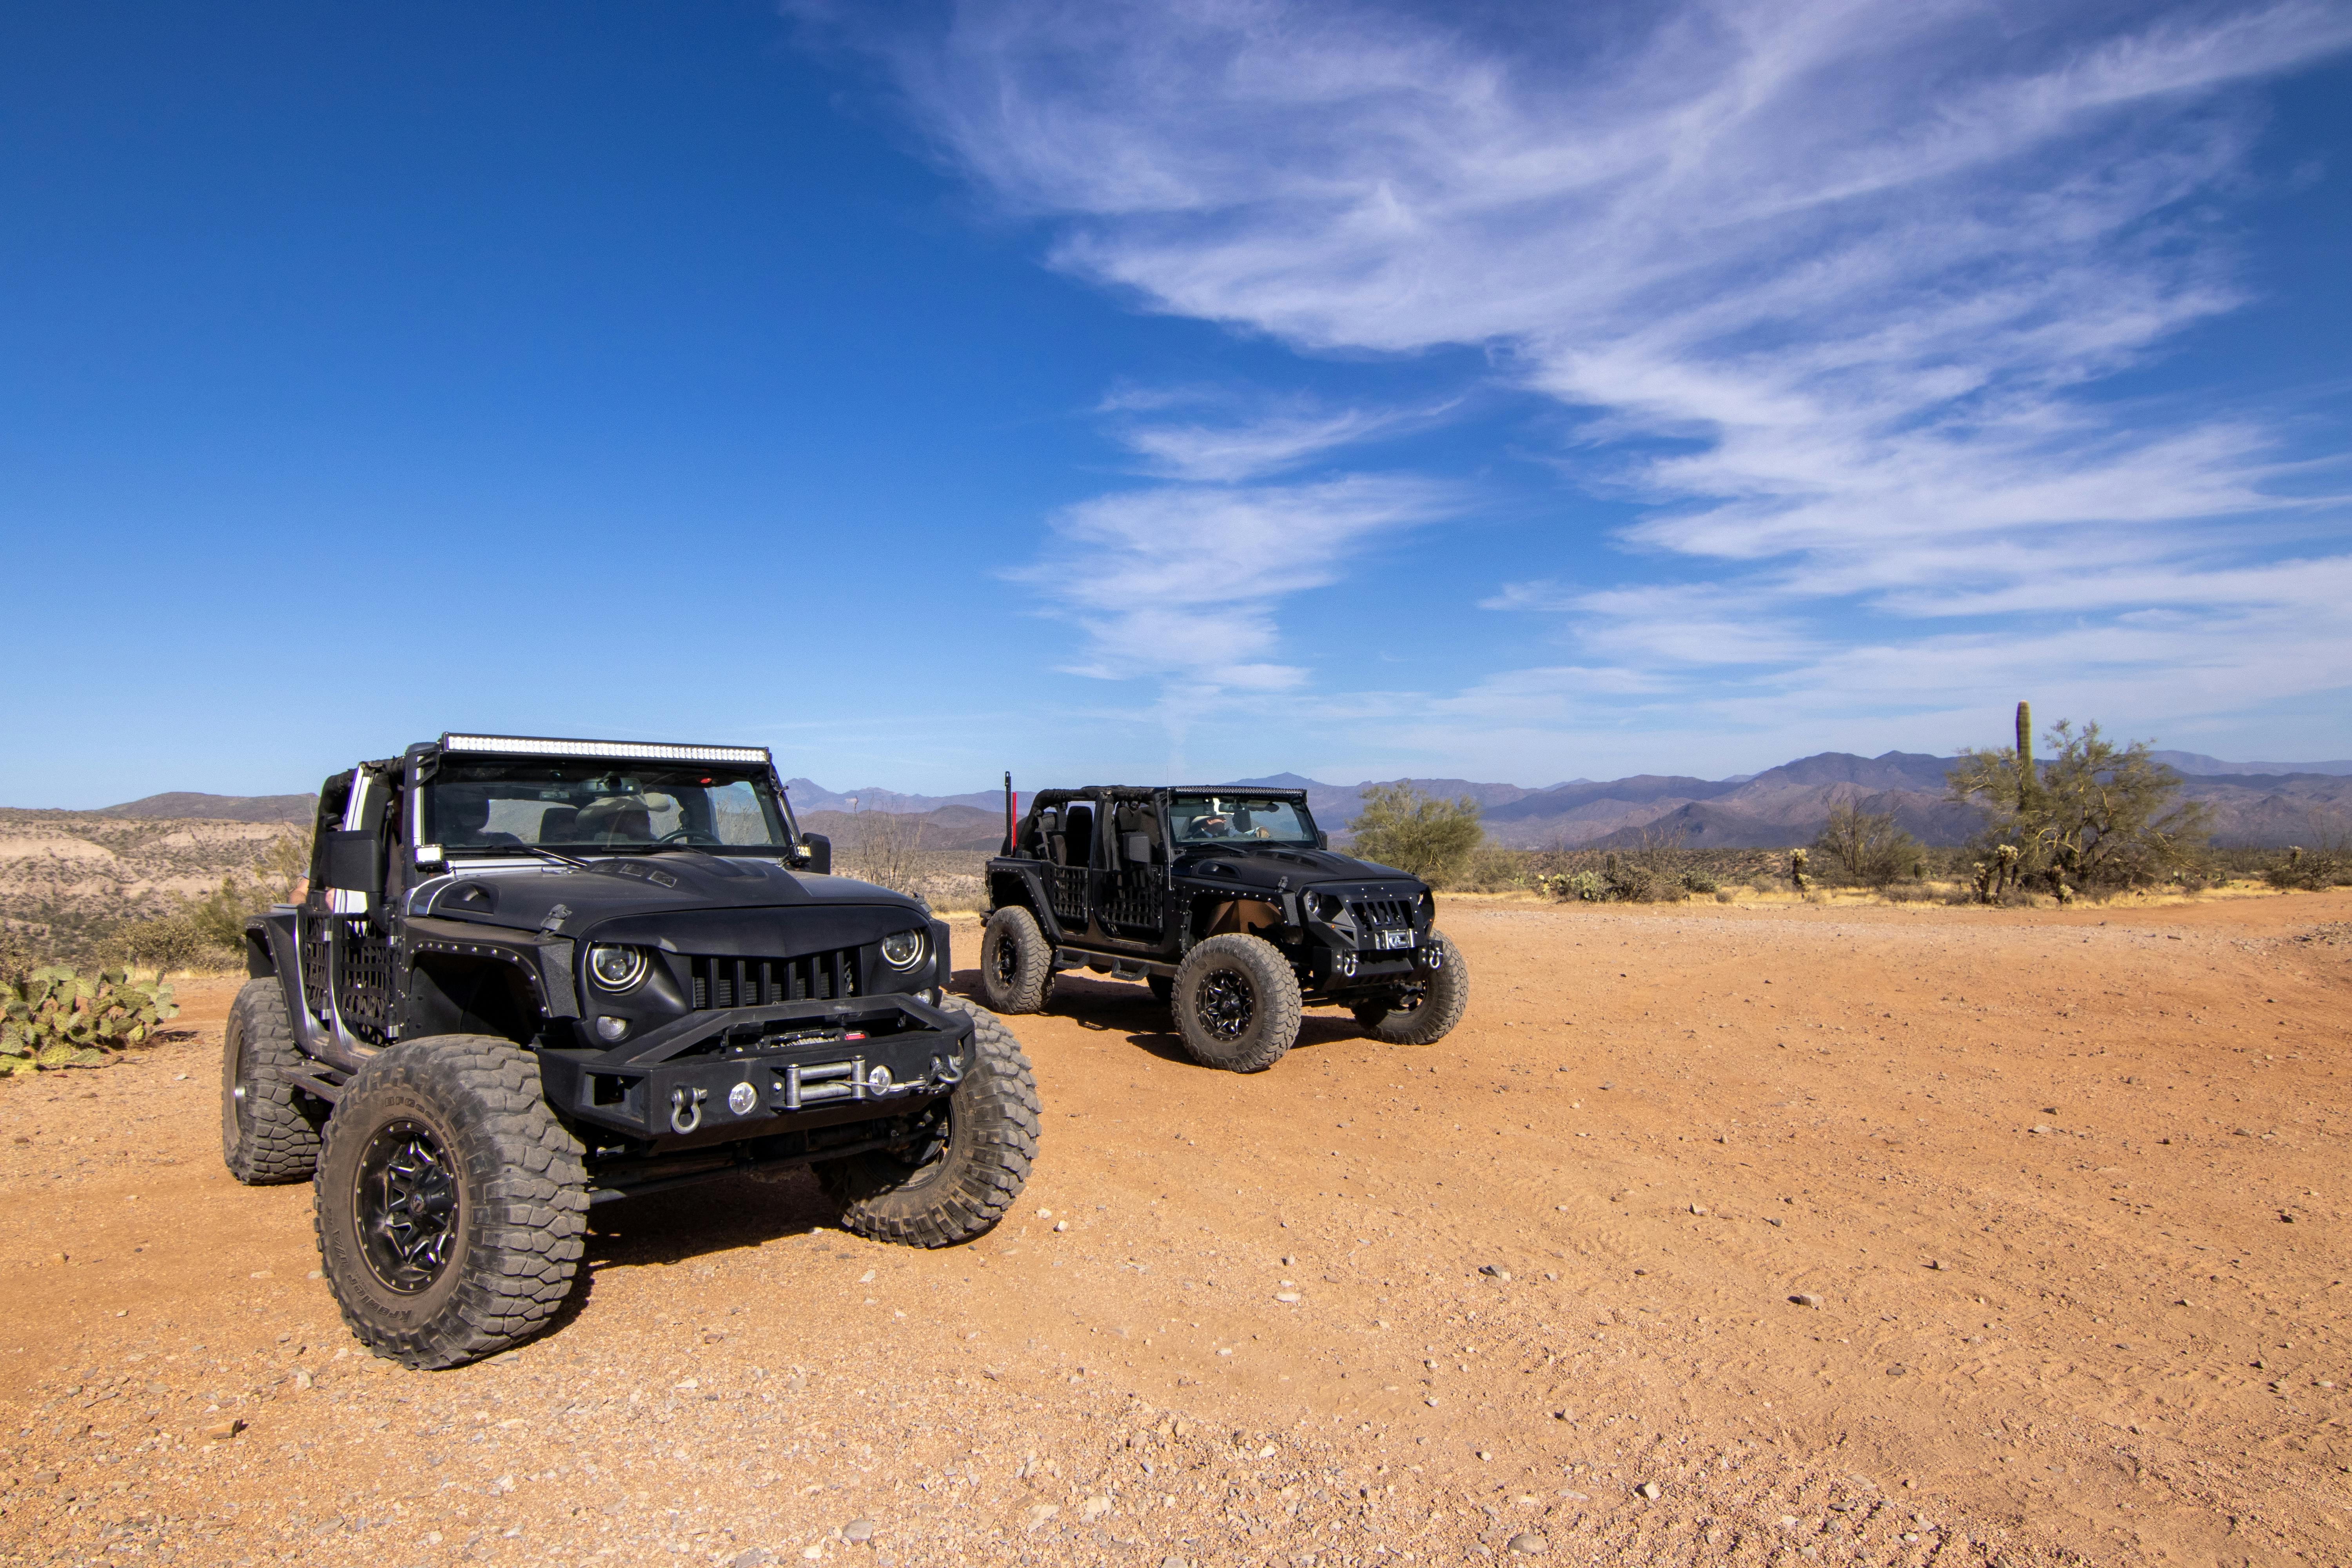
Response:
[588,944,650,993]
[1306,891,1343,921]
[879,929,927,970]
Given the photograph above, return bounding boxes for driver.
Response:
[1192,812,1231,838]
[441,790,519,848]
[574,795,655,844]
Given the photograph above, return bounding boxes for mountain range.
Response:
[77,750,2352,849]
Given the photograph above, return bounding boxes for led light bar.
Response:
[441,733,771,765]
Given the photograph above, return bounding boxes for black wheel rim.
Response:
[991,933,1020,989]
[1196,969,1255,1041]
[353,1119,461,1294]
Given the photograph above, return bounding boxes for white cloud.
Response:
[1107,397,1437,483]
[1015,473,1456,690]
[815,0,2352,761]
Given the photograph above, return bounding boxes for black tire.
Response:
[1350,930,1470,1046]
[1147,975,1173,1007]
[817,996,1040,1247]
[221,979,324,1185]
[1172,934,1301,1073]
[313,1034,588,1369]
[978,905,1054,1014]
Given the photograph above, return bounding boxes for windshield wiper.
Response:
[512,844,590,869]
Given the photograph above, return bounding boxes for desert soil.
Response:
[2,892,2347,1568]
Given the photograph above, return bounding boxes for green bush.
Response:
[189,830,311,953]
[1680,869,1719,894]
[2,967,178,1074]
[2264,840,2352,891]
[1539,869,1608,902]
[1948,716,2211,893]
[1348,784,1485,886]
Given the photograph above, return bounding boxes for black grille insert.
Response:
[687,949,860,1009]
[1349,897,1415,931]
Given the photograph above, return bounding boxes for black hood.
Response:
[1174,843,1422,895]
[408,852,922,936]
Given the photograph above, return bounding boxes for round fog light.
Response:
[594,1016,629,1042]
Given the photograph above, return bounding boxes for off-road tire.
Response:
[313,1035,588,1369]
[1147,974,1173,1007]
[1172,934,1302,1073]
[817,996,1040,1247]
[1350,930,1470,1046]
[221,979,324,1184]
[978,905,1054,1014]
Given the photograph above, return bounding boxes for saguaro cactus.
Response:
[2016,701,2036,812]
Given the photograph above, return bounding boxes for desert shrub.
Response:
[1948,717,2211,895]
[1449,844,1539,893]
[1538,869,1608,902]
[1811,802,1922,887]
[1680,869,1719,894]
[843,810,930,897]
[1348,784,1485,886]
[189,830,311,953]
[2264,839,2352,891]
[114,911,225,982]
[1714,888,1736,904]
[2,967,178,1074]
[0,926,32,991]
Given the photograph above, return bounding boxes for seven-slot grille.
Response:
[688,948,860,1009]
[1348,895,1416,931]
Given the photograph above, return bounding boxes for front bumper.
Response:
[537,994,974,1142]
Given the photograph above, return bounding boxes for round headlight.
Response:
[879,929,926,970]
[588,944,650,993]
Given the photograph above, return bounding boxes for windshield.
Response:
[426,759,794,853]
[1169,794,1317,847]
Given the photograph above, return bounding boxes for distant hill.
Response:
[101,792,314,825]
[47,746,2352,849]
[781,778,1004,815]
[2147,751,2352,777]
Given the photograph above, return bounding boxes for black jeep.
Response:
[978,783,1468,1071]
[223,733,1040,1368]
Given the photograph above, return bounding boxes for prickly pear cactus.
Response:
[0,965,178,1075]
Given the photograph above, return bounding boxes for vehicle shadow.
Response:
[577,1170,838,1279]
[948,967,1368,1064]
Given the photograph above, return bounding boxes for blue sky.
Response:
[6,1,2350,806]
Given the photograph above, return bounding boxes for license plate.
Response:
[1376,929,1414,951]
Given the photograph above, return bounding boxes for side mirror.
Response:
[1316,831,1330,849]
[322,830,385,895]
[1123,832,1152,865]
[799,833,832,875]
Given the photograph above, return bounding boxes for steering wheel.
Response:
[654,827,724,846]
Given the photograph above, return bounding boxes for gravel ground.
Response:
[3,889,2347,1568]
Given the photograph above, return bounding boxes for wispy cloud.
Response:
[1016,473,1455,690]
[1105,395,1438,483]
[813,0,2352,762]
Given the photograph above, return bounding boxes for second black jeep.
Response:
[979,784,1468,1071]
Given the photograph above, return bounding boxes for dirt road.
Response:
[3,891,2347,1568]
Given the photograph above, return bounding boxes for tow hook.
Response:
[1421,944,1443,971]
[669,1085,707,1135]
